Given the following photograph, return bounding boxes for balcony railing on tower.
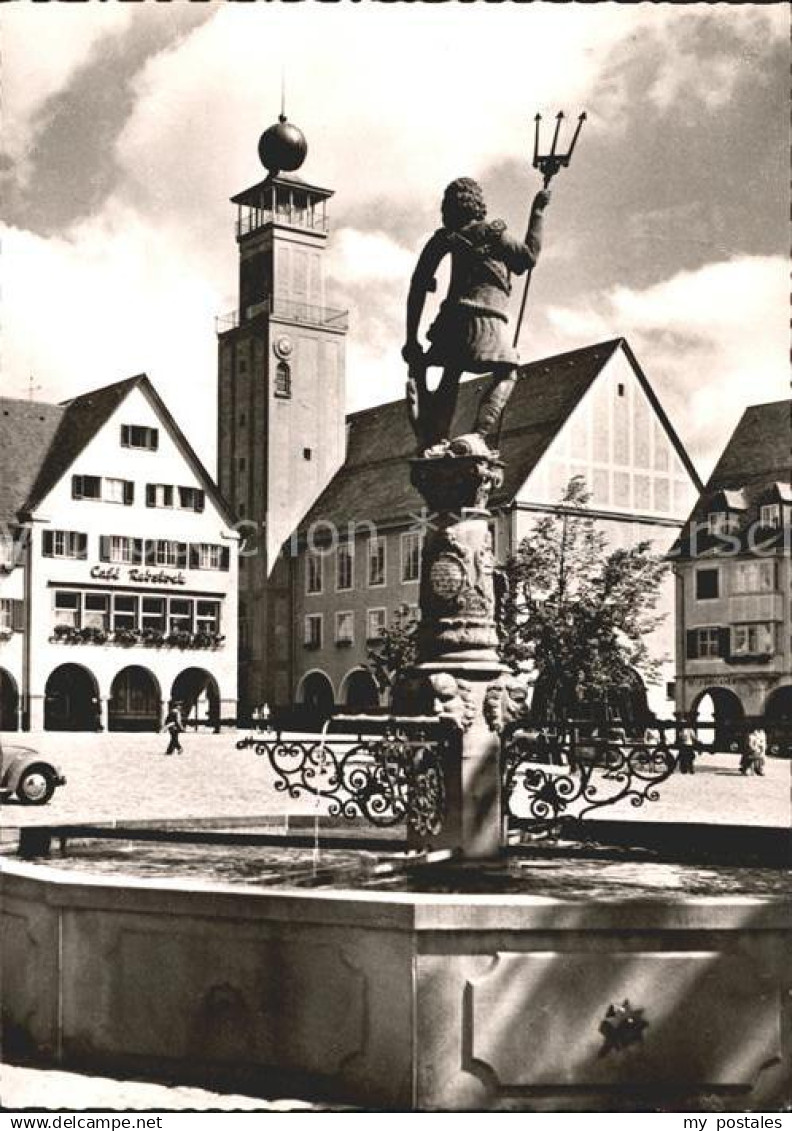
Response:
[236,199,330,238]
[215,295,349,334]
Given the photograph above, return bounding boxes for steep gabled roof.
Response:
[7,375,235,528]
[671,399,792,559]
[0,399,65,526]
[23,375,144,516]
[299,338,699,534]
[705,400,791,491]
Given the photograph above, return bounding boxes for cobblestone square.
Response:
[1,729,789,832]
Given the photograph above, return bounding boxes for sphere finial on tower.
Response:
[258,106,307,177]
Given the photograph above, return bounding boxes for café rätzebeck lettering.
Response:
[90,565,187,586]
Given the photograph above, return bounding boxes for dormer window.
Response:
[759,503,781,529]
[707,511,738,536]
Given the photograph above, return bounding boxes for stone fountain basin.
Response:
[2,852,790,1112]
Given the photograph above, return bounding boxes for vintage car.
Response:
[0,740,66,805]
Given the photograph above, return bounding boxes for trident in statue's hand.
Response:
[512,111,587,350]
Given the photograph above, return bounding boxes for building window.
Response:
[54,591,81,627]
[368,537,386,587]
[189,543,229,571]
[146,484,174,508]
[196,600,221,635]
[238,412,247,427]
[169,598,192,634]
[707,511,738,536]
[733,561,775,593]
[401,531,422,584]
[239,457,246,472]
[0,598,22,633]
[336,543,353,591]
[141,597,166,634]
[83,593,109,630]
[759,504,781,529]
[303,448,312,461]
[335,610,354,647]
[178,486,205,512]
[274,361,292,399]
[304,613,322,649]
[366,607,387,642]
[0,534,16,570]
[695,568,719,600]
[104,478,135,505]
[99,536,143,564]
[732,622,774,657]
[307,552,323,595]
[72,475,101,500]
[147,540,187,568]
[42,530,87,560]
[696,627,721,659]
[112,594,138,631]
[121,424,158,451]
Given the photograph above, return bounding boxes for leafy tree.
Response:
[502,476,668,728]
[366,603,419,693]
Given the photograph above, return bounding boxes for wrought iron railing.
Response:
[237,715,452,838]
[503,724,680,826]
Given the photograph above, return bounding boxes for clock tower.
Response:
[217,113,348,711]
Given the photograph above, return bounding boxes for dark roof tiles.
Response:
[0,399,65,526]
[300,339,652,532]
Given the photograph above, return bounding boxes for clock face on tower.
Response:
[274,335,293,360]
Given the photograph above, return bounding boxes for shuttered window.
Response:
[0,598,24,632]
[99,536,144,564]
[42,530,88,559]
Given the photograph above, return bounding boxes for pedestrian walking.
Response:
[163,701,184,756]
[259,702,272,732]
[741,726,767,776]
[676,717,698,774]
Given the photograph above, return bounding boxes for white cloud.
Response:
[0,213,222,466]
[112,3,646,228]
[546,255,789,477]
[330,230,413,285]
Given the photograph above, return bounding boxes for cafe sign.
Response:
[91,565,187,586]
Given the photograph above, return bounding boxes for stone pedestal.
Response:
[398,450,508,859]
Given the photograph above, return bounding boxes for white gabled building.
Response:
[291,339,703,723]
[0,375,238,732]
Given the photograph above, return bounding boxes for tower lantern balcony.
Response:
[232,174,333,241]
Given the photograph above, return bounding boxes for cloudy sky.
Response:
[1,2,787,479]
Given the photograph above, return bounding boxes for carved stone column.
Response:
[397,450,508,859]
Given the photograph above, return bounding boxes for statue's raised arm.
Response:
[402,177,551,456]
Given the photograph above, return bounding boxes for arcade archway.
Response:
[45,664,100,731]
[0,668,19,731]
[171,668,220,730]
[341,669,380,711]
[297,670,334,723]
[764,686,792,755]
[109,666,161,732]
[691,687,744,749]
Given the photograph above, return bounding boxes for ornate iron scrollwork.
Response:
[503,728,679,826]
[239,720,449,837]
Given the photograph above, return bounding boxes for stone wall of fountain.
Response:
[2,860,789,1110]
